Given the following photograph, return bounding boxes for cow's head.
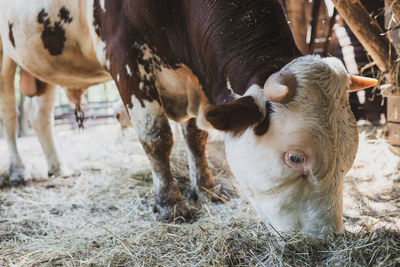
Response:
[205,55,377,234]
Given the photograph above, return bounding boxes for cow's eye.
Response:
[289,154,304,164]
[284,151,307,170]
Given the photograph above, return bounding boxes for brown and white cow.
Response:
[0,0,377,234]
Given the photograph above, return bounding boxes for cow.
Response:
[114,100,134,130]
[0,0,377,234]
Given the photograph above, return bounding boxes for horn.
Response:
[263,71,296,103]
[349,75,378,92]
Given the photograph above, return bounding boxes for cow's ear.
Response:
[204,96,262,136]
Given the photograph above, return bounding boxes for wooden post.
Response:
[283,0,311,55]
[331,0,397,78]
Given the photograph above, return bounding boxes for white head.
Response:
[205,55,377,234]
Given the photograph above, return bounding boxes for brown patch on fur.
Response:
[58,7,73,23]
[181,118,213,190]
[205,96,262,136]
[37,9,47,24]
[37,7,72,56]
[8,21,15,48]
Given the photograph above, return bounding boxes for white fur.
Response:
[94,41,107,66]
[24,86,70,177]
[225,111,318,232]
[244,84,267,118]
[125,64,132,76]
[226,78,232,91]
[141,44,153,60]
[100,0,106,12]
[127,96,167,193]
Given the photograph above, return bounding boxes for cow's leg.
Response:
[106,39,190,221]
[0,55,25,186]
[181,118,218,200]
[129,97,191,222]
[24,84,69,177]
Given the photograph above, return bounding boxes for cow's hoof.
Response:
[48,167,80,178]
[152,182,192,223]
[0,174,9,188]
[154,201,192,223]
[9,168,26,187]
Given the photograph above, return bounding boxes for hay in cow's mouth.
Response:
[0,124,399,266]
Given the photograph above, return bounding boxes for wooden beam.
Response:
[331,0,397,79]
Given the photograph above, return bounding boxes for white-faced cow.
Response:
[0,0,377,234]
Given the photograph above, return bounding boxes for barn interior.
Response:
[1,0,400,266]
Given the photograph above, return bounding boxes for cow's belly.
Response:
[0,0,110,88]
[156,65,208,122]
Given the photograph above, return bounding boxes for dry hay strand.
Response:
[0,125,399,266]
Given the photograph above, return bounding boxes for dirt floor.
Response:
[0,124,399,266]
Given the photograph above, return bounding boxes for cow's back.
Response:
[0,0,110,88]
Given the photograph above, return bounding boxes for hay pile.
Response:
[0,125,399,266]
